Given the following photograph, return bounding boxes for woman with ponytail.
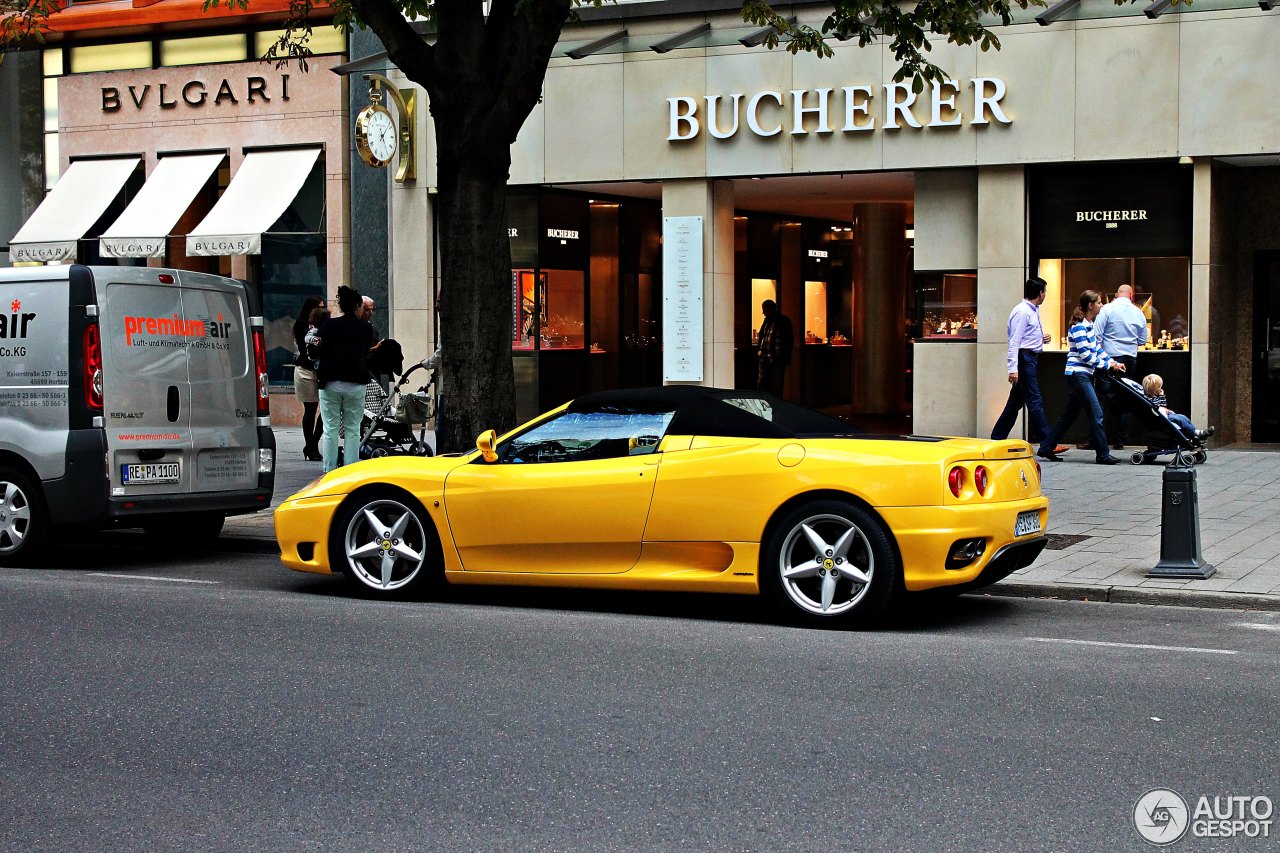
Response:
[1037,289,1127,465]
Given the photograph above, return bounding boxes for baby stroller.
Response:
[359,353,437,459]
[1103,375,1209,466]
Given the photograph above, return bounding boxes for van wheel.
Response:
[0,467,50,566]
[761,499,899,628]
[142,512,224,543]
[330,488,441,597]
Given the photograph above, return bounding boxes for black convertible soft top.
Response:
[565,386,864,439]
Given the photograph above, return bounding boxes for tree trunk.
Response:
[433,119,517,453]
[353,0,573,452]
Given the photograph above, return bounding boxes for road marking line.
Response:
[1235,622,1280,632]
[90,573,220,585]
[1027,637,1238,655]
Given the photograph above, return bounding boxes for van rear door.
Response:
[97,269,261,498]
[100,272,194,497]
[176,271,260,494]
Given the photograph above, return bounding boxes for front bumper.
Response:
[275,493,344,574]
[878,497,1050,592]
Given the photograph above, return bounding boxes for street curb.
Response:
[985,581,1280,612]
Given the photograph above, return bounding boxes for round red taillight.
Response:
[975,465,990,496]
[948,466,964,498]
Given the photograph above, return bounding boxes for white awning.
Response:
[186,148,322,256]
[98,153,225,258]
[8,157,141,263]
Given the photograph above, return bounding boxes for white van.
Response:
[0,265,275,564]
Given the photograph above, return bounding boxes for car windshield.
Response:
[501,406,676,463]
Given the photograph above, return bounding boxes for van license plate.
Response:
[1015,510,1042,537]
[122,463,180,484]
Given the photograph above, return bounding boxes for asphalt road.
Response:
[3,534,1279,852]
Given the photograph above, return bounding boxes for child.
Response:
[1141,374,1214,442]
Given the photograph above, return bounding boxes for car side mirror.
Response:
[476,429,499,463]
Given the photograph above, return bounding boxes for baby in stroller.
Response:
[1108,373,1213,465]
[1141,374,1214,444]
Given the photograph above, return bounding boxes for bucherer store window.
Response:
[914,272,977,340]
[1029,161,1193,352]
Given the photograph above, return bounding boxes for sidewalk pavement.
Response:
[228,427,1280,611]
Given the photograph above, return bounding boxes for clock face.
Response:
[357,106,398,167]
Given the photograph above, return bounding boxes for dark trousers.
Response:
[1041,372,1110,462]
[991,349,1051,443]
[1101,354,1137,445]
[758,360,786,396]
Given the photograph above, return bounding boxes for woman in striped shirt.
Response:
[1037,290,1127,464]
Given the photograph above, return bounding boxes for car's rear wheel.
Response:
[0,467,49,566]
[762,499,899,627]
[331,489,440,596]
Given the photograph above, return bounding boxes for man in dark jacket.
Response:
[756,299,793,396]
[314,286,376,472]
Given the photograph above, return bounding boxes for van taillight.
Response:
[252,327,270,416]
[83,322,103,410]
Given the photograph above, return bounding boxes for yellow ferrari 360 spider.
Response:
[275,387,1048,626]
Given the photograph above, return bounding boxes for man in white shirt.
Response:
[991,277,1061,449]
[1094,284,1149,448]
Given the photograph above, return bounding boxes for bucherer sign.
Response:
[668,78,1011,140]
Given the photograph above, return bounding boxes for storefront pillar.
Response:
[913,169,980,436]
[851,202,907,414]
[1191,160,1212,432]
[389,177,436,362]
[660,178,735,388]
[975,166,1028,439]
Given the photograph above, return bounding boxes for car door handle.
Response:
[167,385,180,423]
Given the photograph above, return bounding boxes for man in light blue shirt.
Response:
[1094,284,1148,448]
[991,277,1057,446]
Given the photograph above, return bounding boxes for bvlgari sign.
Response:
[101,75,291,113]
[668,78,1011,140]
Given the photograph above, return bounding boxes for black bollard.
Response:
[1148,453,1215,579]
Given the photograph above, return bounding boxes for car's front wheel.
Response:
[762,499,899,627]
[330,489,440,596]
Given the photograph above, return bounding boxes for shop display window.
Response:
[804,281,828,344]
[914,272,977,340]
[510,268,585,350]
[542,270,585,349]
[512,269,542,350]
[1038,257,1190,351]
[750,279,777,343]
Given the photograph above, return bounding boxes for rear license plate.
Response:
[122,462,180,484]
[1015,510,1042,537]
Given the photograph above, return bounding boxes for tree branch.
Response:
[351,0,435,94]
[485,0,572,142]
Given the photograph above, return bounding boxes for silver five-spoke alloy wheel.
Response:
[0,479,34,555]
[777,512,875,616]
[342,498,427,592]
